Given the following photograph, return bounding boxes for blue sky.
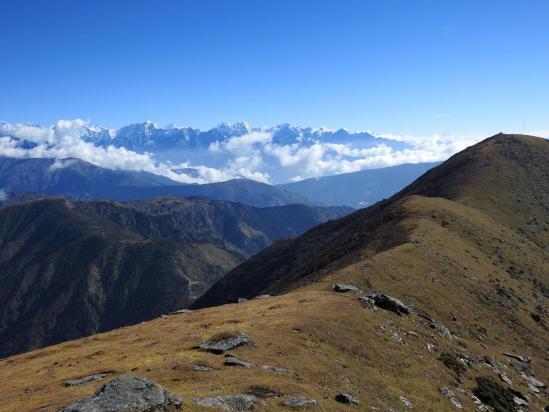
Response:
[1,0,548,135]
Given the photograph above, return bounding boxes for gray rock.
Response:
[237,298,248,303]
[193,364,214,371]
[224,357,252,368]
[193,394,263,411]
[253,294,271,300]
[198,332,253,354]
[499,372,512,385]
[358,296,376,310]
[170,309,193,315]
[439,387,462,409]
[335,393,360,405]
[64,372,113,387]
[367,291,412,315]
[332,284,359,293]
[513,396,528,407]
[261,365,290,373]
[399,395,413,408]
[282,396,317,408]
[502,352,531,364]
[60,375,182,412]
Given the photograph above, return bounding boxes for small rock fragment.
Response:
[224,357,252,368]
[282,396,317,408]
[253,294,271,300]
[237,298,248,303]
[171,309,193,314]
[193,364,214,371]
[332,284,359,293]
[399,395,413,408]
[499,372,512,385]
[335,393,360,405]
[261,365,290,373]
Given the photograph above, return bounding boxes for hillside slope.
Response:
[0,134,547,411]
[280,162,439,208]
[0,197,350,358]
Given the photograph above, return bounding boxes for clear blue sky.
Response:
[1,0,548,135]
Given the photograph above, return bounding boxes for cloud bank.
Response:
[0,119,516,184]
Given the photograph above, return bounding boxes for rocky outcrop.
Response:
[63,372,113,387]
[365,291,412,315]
[60,375,182,411]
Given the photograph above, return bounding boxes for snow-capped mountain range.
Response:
[0,120,482,184]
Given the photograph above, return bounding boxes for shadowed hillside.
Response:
[0,196,350,358]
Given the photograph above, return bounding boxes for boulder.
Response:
[282,396,317,408]
[60,375,182,412]
[367,291,412,315]
[358,296,376,310]
[335,393,360,405]
[332,284,359,293]
[198,332,253,354]
[193,394,263,411]
[224,357,252,368]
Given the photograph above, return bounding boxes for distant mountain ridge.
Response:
[0,156,312,207]
[280,162,439,208]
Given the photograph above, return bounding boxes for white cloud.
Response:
[0,188,6,201]
[2,120,517,185]
[0,120,242,184]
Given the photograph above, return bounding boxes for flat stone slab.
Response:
[60,375,182,411]
[64,372,113,387]
[366,291,412,315]
[198,332,253,354]
[224,357,252,368]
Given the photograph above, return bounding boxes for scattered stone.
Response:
[198,332,253,354]
[64,372,113,387]
[366,291,412,315]
[439,387,462,409]
[261,365,290,373]
[483,356,500,372]
[429,321,452,339]
[335,393,360,405]
[193,394,263,411]
[399,395,413,408]
[332,284,359,293]
[503,353,531,364]
[171,309,192,314]
[246,385,284,399]
[521,373,546,392]
[358,296,377,310]
[224,357,252,368]
[193,364,214,371]
[282,396,317,408]
[499,372,512,385]
[60,375,182,412]
[513,396,528,407]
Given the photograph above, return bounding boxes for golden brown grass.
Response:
[0,195,547,411]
